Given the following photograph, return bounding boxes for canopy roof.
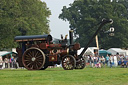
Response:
[99,50,111,54]
[0,51,17,57]
[99,50,111,57]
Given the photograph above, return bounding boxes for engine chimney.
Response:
[69,30,73,45]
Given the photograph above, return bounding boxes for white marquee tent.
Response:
[78,47,98,56]
[107,48,126,56]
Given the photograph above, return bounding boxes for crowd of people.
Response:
[0,56,18,69]
[84,54,128,68]
[0,54,128,70]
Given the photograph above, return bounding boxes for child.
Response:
[95,62,101,68]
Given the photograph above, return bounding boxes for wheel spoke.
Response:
[38,61,43,65]
[36,57,43,60]
[24,59,31,62]
[37,55,43,58]
[37,60,43,62]
[33,63,37,69]
[35,51,39,57]
[25,54,32,58]
[35,63,39,69]
[27,53,33,58]
[28,50,33,57]
[26,62,32,67]
[25,57,31,59]
[35,61,41,66]
[75,58,85,69]
[31,65,34,69]
[32,50,35,57]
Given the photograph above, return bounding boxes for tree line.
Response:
[0,0,51,49]
[59,0,128,49]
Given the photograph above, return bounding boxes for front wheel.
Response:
[62,55,76,70]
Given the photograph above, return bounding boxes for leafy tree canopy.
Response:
[0,0,51,49]
[59,0,128,49]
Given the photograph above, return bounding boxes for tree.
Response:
[0,0,51,49]
[59,0,128,49]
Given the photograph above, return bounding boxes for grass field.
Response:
[0,67,128,85]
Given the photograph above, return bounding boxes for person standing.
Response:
[9,57,12,68]
[11,57,14,68]
[106,54,109,66]
[109,55,113,68]
[94,56,97,66]
[90,55,94,68]
[13,57,18,68]
[113,55,118,67]
[121,59,124,68]
[102,56,105,67]
[0,56,3,69]
[4,58,8,68]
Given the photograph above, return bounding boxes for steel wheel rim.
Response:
[76,57,85,69]
[62,55,76,70]
[22,47,45,70]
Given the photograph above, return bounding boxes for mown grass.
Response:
[0,67,128,85]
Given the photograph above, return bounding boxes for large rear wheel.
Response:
[62,55,76,70]
[40,57,49,70]
[22,47,45,70]
[40,63,48,70]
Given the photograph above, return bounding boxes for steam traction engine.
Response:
[15,19,113,70]
[15,31,83,70]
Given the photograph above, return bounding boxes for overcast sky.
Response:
[41,0,74,39]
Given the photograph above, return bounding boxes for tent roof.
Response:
[0,51,17,56]
[108,48,125,53]
[78,48,84,55]
[107,48,126,55]
[78,47,94,55]
[89,47,98,50]
[99,50,111,54]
